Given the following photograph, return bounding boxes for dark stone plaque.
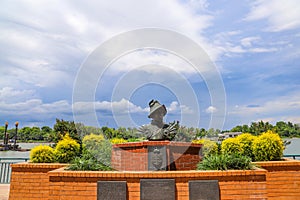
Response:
[189,180,220,200]
[148,146,167,170]
[140,179,175,200]
[97,181,127,200]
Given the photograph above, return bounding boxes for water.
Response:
[0,143,52,159]
[283,138,300,156]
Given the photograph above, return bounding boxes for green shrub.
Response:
[82,133,112,166]
[66,149,113,171]
[110,137,128,144]
[252,130,284,161]
[82,133,105,148]
[127,138,143,142]
[197,153,254,170]
[192,139,218,156]
[236,133,256,159]
[55,133,80,163]
[221,137,242,155]
[30,145,55,163]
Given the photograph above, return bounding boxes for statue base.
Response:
[111,141,202,171]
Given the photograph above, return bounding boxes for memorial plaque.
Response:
[140,179,175,200]
[148,146,167,170]
[97,181,127,200]
[189,180,220,200]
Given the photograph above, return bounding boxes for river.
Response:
[0,139,300,160]
[283,138,300,156]
[0,143,52,159]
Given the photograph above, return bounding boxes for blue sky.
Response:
[0,0,300,130]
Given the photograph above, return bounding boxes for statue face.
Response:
[150,109,164,120]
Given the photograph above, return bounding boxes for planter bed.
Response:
[254,159,300,199]
[9,163,67,200]
[10,162,267,200]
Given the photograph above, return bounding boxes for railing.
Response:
[0,158,29,184]
[283,154,300,160]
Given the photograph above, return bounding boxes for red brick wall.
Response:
[9,163,67,200]
[111,141,202,171]
[47,168,267,200]
[9,160,300,200]
[254,159,300,199]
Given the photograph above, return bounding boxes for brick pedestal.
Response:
[111,141,202,171]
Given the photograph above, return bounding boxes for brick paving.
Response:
[0,184,9,200]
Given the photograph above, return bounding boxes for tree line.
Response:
[1,119,299,143]
[229,120,300,138]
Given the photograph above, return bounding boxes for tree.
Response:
[53,119,80,142]
[41,126,54,142]
[195,128,207,139]
[0,126,5,140]
[101,126,116,139]
[31,127,42,140]
[18,127,32,141]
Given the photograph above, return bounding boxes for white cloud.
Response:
[228,92,300,124]
[0,93,195,126]
[245,0,300,32]
[107,50,202,76]
[0,87,36,103]
[240,37,260,47]
[213,32,278,56]
[6,58,72,87]
[167,101,194,114]
[74,99,194,116]
[206,106,217,113]
[0,0,217,90]
[0,99,70,115]
[73,98,148,115]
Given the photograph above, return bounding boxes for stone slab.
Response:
[140,179,175,200]
[97,181,127,200]
[147,146,167,170]
[189,180,220,200]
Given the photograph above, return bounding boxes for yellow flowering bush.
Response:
[55,133,80,163]
[30,145,55,163]
[110,138,128,144]
[221,137,242,155]
[252,130,284,161]
[236,133,256,159]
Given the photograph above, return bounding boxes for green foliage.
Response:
[192,139,218,156]
[0,126,4,139]
[53,119,81,143]
[55,134,80,163]
[14,125,54,142]
[30,145,55,163]
[230,120,300,137]
[127,138,143,142]
[83,133,105,146]
[236,133,256,159]
[110,137,128,144]
[252,130,284,161]
[275,121,300,138]
[3,119,299,146]
[66,149,113,171]
[197,153,254,170]
[82,133,112,166]
[221,137,242,155]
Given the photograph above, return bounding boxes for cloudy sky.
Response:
[0,0,300,130]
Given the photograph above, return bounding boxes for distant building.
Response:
[218,132,242,141]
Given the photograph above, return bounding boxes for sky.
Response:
[0,0,300,130]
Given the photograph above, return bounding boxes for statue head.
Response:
[148,100,167,119]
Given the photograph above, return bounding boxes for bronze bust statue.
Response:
[139,100,178,141]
